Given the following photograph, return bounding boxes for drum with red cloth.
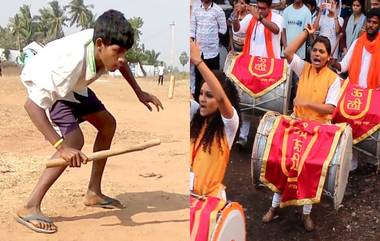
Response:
[190,194,246,241]
[251,111,352,209]
[224,52,291,114]
[333,80,380,167]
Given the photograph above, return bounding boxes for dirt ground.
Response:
[225,113,380,241]
[0,67,189,241]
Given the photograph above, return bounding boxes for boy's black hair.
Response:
[257,0,272,7]
[367,7,380,20]
[191,71,241,153]
[93,10,134,49]
[312,36,332,55]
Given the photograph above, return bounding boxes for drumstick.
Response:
[46,139,161,168]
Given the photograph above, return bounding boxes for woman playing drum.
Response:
[261,23,341,231]
[190,39,240,199]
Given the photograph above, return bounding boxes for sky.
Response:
[0,0,189,69]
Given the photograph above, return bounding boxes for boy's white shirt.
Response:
[21,29,106,110]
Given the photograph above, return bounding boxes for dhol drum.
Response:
[353,131,380,166]
[190,195,246,241]
[251,112,352,209]
[224,51,292,115]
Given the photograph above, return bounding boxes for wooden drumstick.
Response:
[46,139,161,168]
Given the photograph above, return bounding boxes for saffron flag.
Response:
[260,115,346,207]
[333,80,380,144]
[225,54,287,97]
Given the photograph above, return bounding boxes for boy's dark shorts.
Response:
[49,88,106,137]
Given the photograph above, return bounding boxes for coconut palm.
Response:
[43,1,67,40]
[65,0,94,29]
[145,49,161,65]
[10,5,43,49]
[9,14,23,50]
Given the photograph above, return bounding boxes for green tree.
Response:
[144,49,160,65]
[125,17,147,76]
[179,51,189,71]
[9,14,23,50]
[3,48,11,61]
[37,1,67,42]
[0,26,17,50]
[9,5,42,50]
[65,0,95,29]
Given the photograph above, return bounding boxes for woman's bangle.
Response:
[53,138,64,149]
[195,60,204,67]
[303,28,309,35]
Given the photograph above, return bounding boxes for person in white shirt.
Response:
[314,0,344,60]
[16,10,163,234]
[271,0,286,15]
[190,0,227,101]
[231,0,283,147]
[282,0,312,60]
[157,62,165,85]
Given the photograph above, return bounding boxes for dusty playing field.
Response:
[0,67,189,241]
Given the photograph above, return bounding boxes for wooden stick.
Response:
[168,75,175,99]
[46,139,161,168]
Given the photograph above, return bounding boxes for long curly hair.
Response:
[190,70,240,153]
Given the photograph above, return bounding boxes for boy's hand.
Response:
[138,91,164,111]
[58,145,88,167]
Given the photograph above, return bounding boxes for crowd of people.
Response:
[190,0,380,233]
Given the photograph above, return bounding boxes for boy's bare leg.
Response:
[16,128,85,231]
[81,110,121,206]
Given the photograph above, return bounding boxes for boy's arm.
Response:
[118,64,163,111]
[24,99,88,167]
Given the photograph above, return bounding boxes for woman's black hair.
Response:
[190,70,240,153]
[311,36,332,55]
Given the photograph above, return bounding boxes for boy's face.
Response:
[96,39,127,72]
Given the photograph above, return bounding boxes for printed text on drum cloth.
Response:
[260,116,345,207]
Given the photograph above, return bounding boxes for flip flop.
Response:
[84,198,125,209]
[15,213,57,234]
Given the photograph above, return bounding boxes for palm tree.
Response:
[9,14,23,50]
[10,5,43,49]
[18,5,39,46]
[65,0,94,29]
[145,49,161,65]
[36,1,67,43]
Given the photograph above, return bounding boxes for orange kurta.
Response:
[190,125,230,197]
[294,63,337,123]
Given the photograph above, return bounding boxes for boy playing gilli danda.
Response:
[16,9,163,233]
